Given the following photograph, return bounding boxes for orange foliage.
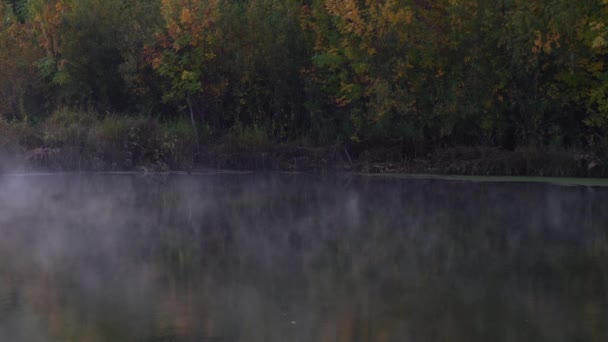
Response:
[31,0,71,58]
[159,0,219,51]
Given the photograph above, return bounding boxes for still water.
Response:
[0,173,606,341]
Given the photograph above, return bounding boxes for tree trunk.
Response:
[186,95,200,145]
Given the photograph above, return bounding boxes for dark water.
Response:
[0,173,607,342]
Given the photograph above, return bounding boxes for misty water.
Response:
[0,173,607,341]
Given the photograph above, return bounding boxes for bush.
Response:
[0,119,43,171]
[37,109,164,170]
[0,119,18,153]
[31,109,202,170]
[160,118,198,169]
[43,108,98,148]
[225,123,271,152]
[90,116,164,169]
[513,146,580,177]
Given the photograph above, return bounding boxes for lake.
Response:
[0,173,607,341]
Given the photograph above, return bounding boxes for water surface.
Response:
[0,173,607,341]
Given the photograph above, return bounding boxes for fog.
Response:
[0,173,607,341]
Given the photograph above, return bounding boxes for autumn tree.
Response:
[2,0,608,157]
[0,1,44,121]
[146,0,223,142]
[305,0,461,147]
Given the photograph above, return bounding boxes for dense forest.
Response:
[1,0,608,173]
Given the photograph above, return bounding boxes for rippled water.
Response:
[0,173,606,341]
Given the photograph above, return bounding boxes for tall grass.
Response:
[24,109,199,171]
[2,108,607,175]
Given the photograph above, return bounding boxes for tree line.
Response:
[1,0,608,155]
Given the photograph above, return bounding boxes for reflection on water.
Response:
[0,173,607,341]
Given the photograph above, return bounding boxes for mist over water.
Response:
[0,173,607,341]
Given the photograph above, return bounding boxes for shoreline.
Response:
[3,169,608,187]
[4,144,606,179]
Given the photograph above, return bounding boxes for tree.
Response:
[146,0,224,143]
[0,1,44,121]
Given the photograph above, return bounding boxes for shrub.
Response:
[160,118,198,169]
[40,109,169,170]
[0,118,18,153]
[225,123,271,152]
[43,108,98,148]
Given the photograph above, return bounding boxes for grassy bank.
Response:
[1,109,197,172]
[1,109,607,177]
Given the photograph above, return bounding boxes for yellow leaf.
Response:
[180,8,193,26]
[593,36,607,49]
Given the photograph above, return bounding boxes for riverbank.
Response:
[5,143,607,178]
[1,111,606,177]
[204,145,608,177]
